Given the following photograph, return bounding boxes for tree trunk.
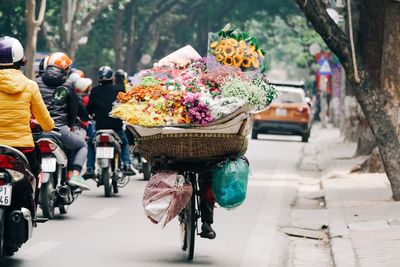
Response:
[25,0,46,79]
[381,1,400,136]
[295,0,400,200]
[113,7,125,69]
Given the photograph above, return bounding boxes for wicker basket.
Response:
[138,133,248,161]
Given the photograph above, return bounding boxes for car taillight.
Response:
[39,140,57,153]
[297,106,309,114]
[99,135,110,143]
[0,154,16,169]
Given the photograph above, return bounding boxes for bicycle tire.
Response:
[186,173,196,260]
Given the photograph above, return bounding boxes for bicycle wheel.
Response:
[179,172,197,260]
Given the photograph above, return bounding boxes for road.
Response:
[4,134,304,267]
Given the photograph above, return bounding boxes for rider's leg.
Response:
[20,146,41,217]
[86,133,95,176]
[199,176,216,239]
[117,130,135,175]
[59,126,90,190]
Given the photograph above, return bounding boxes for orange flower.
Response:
[233,54,243,67]
[239,40,247,49]
[227,38,238,46]
[241,57,251,68]
[235,47,245,57]
[215,53,224,62]
[223,45,235,56]
[209,41,218,49]
[223,56,234,66]
[252,57,259,68]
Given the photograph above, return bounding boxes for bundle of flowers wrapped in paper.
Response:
[112,58,276,128]
[207,24,267,73]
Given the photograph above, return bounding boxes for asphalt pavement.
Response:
[4,134,304,267]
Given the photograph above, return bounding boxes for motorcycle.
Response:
[131,146,151,181]
[34,130,81,219]
[0,145,35,262]
[32,85,82,219]
[93,130,129,197]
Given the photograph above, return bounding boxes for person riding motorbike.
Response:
[0,36,55,205]
[86,66,135,176]
[36,52,90,190]
[114,69,128,91]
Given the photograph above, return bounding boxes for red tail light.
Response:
[39,140,57,153]
[0,155,16,169]
[297,106,310,114]
[99,135,110,143]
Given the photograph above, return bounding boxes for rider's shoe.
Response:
[68,175,90,191]
[123,164,136,176]
[83,168,94,180]
[200,222,216,239]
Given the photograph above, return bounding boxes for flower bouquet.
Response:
[207,24,267,73]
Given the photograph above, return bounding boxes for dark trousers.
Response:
[19,145,41,205]
[200,177,215,224]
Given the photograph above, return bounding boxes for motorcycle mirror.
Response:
[52,86,69,104]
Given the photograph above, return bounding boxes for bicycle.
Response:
[152,157,219,261]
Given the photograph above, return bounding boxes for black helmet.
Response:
[97,66,114,81]
[115,69,127,85]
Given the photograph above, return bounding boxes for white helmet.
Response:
[75,78,93,93]
[68,72,81,84]
[0,36,25,67]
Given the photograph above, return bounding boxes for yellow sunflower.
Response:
[233,54,243,67]
[223,56,234,66]
[223,45,235,56]
[235,47,245,57]
[249,45,256,51]
[209,41,218,49]
[252,57,259,68]
[215,45,223,53]
[241,57,251,68]
[227,38,238,46]
[215,53,224,62]
[239,40,247,49]
[219,39,227,46]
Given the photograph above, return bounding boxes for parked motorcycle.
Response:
[0,145,35,262]
[93,130,129,197]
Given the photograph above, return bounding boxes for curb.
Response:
[299,127,358,267]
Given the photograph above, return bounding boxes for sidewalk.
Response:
[302,124,400,267]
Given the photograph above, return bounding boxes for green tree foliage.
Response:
[0,0,328,81]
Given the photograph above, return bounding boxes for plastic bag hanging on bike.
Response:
[211,156,249,209]
[142,171,193,227]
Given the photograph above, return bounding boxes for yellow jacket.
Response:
[0,69,54,148]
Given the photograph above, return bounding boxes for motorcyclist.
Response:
[114,69,128,91]
[86,66,135,176]
[0,36,55,203]
[36,52,90,190]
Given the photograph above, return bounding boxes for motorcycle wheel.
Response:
[142,161,151,181]
[40,174,56,219]
[102,168,112,197]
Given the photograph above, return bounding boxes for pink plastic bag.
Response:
[142,171,193,227]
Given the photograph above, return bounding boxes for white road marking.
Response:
[90,207,122,219]
[20,241,59,260]
[240,165,297,266]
